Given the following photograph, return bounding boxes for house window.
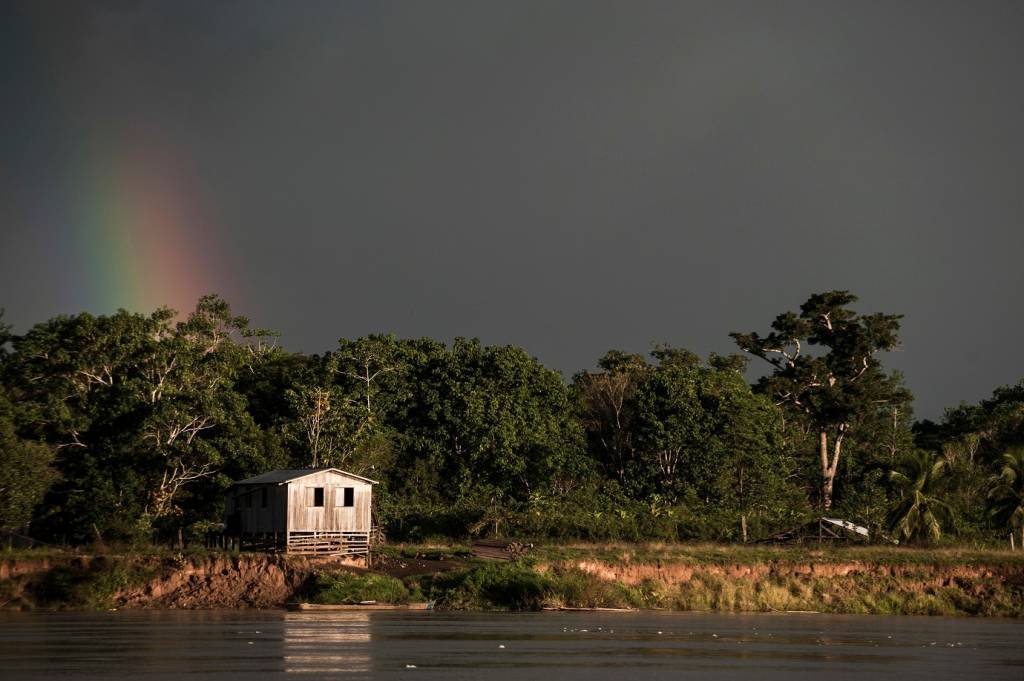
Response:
[343,487,354,507]
[312,487,324,507]
[244,492,252,509]
[261,487,268,508]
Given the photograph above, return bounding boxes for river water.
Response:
[0,610,1020,680]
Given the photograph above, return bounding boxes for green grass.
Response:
[526,541,1024,567]
[0,547,77,561]
[3,542,1021,615]
[425,562,549,610]
[373,544,475,561]
[307,570,414,605]
[25,557,156,610]
[396,541,1024,616]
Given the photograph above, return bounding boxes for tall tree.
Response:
[732,291,908,509]
[3,295,276,540]
[573,351,649,483]
[402,338,583,525]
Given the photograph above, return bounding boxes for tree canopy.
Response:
[0,291,1018,546]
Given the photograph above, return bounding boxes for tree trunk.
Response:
[819,427,844,511]
[820,431,833,510]
[741,514,748,543]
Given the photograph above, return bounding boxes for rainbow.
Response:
[21,6,233,319]
[65,141,226,317]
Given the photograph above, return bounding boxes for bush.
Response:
[308,571,411,604]
[427,562,549,611]
[32,557,154,609]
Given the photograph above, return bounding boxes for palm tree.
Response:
[988,447,1024,549]
[886,450,950,544]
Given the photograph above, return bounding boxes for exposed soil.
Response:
[370,554,464,579]
[0,553,368,611]
[117,555,315,609]
[3,550,1021,614]
[564,558,1021,586]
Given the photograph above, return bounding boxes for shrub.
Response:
[428,562,549,610]
[308,571,411,604]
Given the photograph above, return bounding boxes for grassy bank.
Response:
[526,541,1024,567]
[299,543,1024,617]
[0,555,157,610]
[3,543,1023,615]
[305,571,417,605]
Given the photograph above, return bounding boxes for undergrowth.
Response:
[307,570,417,604]
[27,557,155,609]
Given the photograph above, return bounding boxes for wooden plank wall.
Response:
[286,471,372,533]
[230,484,288,534]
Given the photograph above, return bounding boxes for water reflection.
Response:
[0,610,1022,680]
[282,612,371,675]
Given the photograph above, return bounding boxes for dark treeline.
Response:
[0,291,1021,547]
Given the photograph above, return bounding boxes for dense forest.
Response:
[0,291,1021,548]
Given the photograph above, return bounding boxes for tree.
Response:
[732,290,908,509]
[914,379,1024,540]
[140,295,262,518]
[988,447,1024,548]
[573,351,649,483]
[886,450,950,544]
[397,338,582,534]
[2,295,276,541]
[288,385,343,468]
[333,335,407,432]
[0,394,56,534]
[633,363,703,495]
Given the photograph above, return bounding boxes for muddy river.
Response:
[0,610,1021,679]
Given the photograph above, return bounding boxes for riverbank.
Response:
[2,544,1022,616]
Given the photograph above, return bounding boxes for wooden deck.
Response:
[235,530,371,556]
[287,531,370,555]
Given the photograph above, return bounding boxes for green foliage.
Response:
[886,450,951,544]
[915,381,1024,543]
[571,347,804,539]
[307,570,412,604]
[427,562,549,610]
[1,296,281,542]
[0,291,1018,547]
[732,291,910,510]
[32,558,155,609]
[393,544,1024,615]
[0,394,56,533]
[988,447,1024,533]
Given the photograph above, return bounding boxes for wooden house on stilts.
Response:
[225,468,377,556]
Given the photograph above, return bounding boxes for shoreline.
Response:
[2,544,1022,617]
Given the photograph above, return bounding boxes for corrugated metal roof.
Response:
[233,468,378,485]
[821,517,869,537]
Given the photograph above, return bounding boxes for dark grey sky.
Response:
[2,1,1022,420]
